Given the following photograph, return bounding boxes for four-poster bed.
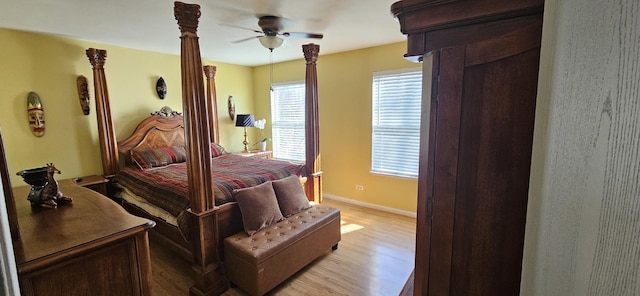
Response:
[85,2,322,295]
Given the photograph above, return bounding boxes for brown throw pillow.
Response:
[272,175,311,217]
[233,181,284,236]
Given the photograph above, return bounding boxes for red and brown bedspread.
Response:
[112,154,305,217]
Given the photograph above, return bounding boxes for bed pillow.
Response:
[233,181,284,236]
[210,142,229,157]
[131,146,187,170]
[272,175,311,217]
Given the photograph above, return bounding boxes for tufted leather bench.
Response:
[223,205,341,296]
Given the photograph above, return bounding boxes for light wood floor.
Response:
[150,199,416,296]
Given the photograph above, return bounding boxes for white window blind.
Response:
[372,68,422,178]
[271,81,306,162]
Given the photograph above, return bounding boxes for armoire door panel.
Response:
[426,46,465,296]
[414,51,440,295]
[423,19,541,296]
[449,48,539,295]
[414,52,440,291]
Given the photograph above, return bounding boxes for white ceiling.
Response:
[0,0,406,67]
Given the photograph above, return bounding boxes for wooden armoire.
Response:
[391,1,544,295]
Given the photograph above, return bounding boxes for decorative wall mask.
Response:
[27,92,45,137]
[228,96,236,121]
[156,77,167,99]
[76,75,90,115]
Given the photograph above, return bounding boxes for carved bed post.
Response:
[302,44,322,204]
[204,65,220,143]
[174,2,226,296]
[86,48,119,178]
[174,1,214,214]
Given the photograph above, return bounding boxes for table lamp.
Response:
[235,114,255,152]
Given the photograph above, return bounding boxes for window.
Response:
[371,68,422,178]
[271,81,306,162]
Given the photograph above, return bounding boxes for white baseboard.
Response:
[323,194,417,218]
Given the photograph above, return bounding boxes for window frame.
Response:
[371,67,423,179]
[270,81,307,162]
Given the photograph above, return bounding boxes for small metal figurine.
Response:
[16,163,72,208]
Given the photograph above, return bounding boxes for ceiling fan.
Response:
[228,15,323,51]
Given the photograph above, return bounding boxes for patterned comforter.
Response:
[112,154,305,217]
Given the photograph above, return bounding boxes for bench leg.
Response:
[332,244,338,251]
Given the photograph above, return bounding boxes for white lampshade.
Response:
[259,36,284,50]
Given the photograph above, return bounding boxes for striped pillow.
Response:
[211,142,228,157]
[131,146,187,170]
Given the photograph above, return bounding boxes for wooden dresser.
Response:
[12,179,155,296]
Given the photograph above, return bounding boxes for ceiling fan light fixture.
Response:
[259,36,284,51]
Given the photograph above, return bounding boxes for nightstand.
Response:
[232,150,273,160]
[73,174,109,196]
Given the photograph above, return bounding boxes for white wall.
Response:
[522,0,640,295]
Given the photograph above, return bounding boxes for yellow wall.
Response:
[253,43,419,213]
[0,28,253,186]
[0,27,417,213]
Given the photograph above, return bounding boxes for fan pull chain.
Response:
[270,51,274,92]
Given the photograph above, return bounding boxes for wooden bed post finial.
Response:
[302,43,322,203]
[174,1,200,35]
[303,43,320,63]
[86,48,107,68]
[86,48,119,178]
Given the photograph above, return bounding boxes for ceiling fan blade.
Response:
[220,23,263,34]
[232,36,262,43]
[282,32,323,39]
